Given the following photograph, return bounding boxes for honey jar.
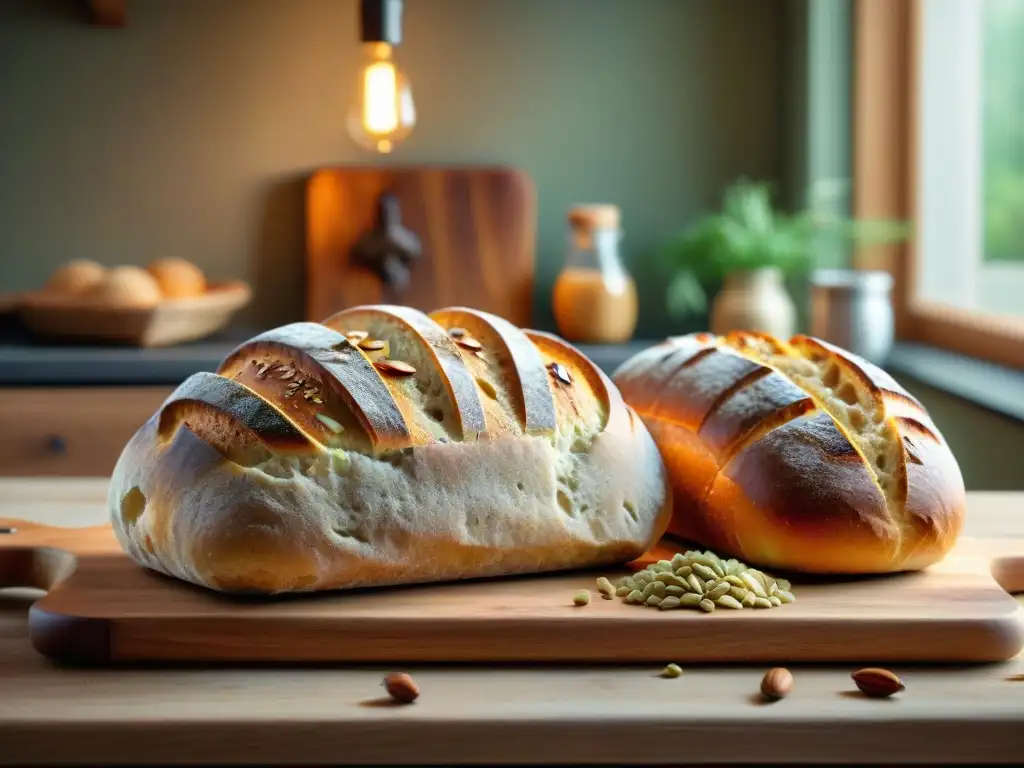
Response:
[552,204,638,344]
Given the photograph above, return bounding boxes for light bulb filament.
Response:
[363,45,399,135]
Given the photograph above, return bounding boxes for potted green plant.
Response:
[660,178,911,337]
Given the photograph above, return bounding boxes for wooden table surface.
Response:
[1,478,1023,765]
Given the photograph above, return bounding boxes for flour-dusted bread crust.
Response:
[109,306,671,593]
[613,331,965,574]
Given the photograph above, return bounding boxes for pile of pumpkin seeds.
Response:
[602,549,795,613]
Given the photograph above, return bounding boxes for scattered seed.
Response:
[685,573,705,595]
[573,590,590,606]
[345,330,369,344]
[661,663,683,678]
[599,548,795,614]
[279,368,296,380]
[716,595,743,610]
[705,583,730,602]
[595,576,615,599]
[658,596,681,610]
[655,572,685,587]
[359,338,386,351]
[740,572,768,598]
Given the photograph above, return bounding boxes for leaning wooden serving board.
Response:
[1,518,1021,665]
[306,165,536,326]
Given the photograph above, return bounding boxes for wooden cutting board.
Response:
[306,166,536,325]
[2,519,1022,666]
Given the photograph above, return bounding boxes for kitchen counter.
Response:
[1,478,1022,765]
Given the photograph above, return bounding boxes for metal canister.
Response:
[809,269,895,365]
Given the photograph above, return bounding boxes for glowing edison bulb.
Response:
[346,43,416,154]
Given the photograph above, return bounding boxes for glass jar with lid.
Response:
[552,204,638,343]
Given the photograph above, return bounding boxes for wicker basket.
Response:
[17,281,251,347]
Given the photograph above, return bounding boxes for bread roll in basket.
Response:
[613,331,965,574]
[109,306,671,593]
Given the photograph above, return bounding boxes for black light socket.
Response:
[360,0,403,45]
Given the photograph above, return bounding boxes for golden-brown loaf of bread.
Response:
[109,305,671,593]
[613,331,965,574]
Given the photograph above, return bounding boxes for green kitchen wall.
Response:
[1,0,1020,491]
[0,0,788,333]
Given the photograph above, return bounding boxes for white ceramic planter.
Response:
[710,268,796,339]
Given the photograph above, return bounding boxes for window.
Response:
[917,0,1024,319]
[854,0,1024,369]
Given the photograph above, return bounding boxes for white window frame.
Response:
[916,0,1024,317]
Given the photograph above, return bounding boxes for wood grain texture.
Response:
[305,166,536,326]
[0,387,173,477]
[0,519,1020,666]
[0,479,1023,765]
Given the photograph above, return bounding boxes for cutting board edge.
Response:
[29,603,113,664]
[27,604,1024,666]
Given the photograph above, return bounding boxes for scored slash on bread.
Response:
[158,371,317,464]
[613,331,965,574]
[322,305,487,442]
[429,307,557,437]
[217,322,410,453]
[108,305,672,594]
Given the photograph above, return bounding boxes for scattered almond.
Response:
[383,672,419,704]
[851,667,905,698]
[359,338,386,351]
[447,327,467,338]
[760,667,793,701]
[375,359,417,376]
[345,330,369,344]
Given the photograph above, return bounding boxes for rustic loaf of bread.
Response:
[109,305,671,593]
[613,331,965,574]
